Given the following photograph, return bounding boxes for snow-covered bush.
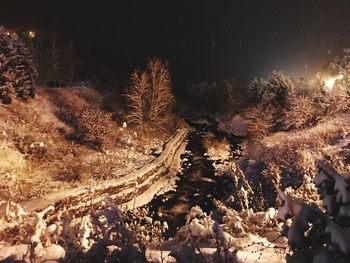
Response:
[246,78,268,105]
[0,203,65,262]
[247,71,293,107]
[174,206,239,262]
[282,94,319,130]
[60,107,120,151]
[314,50,350,115]
[125,58,175,131]
[276,161,350,262]
[12,132,47,160]
[0,197,150,262]
[243,69,348,138]
[76,108,120,150]
[243,103,275,139]
[281,75,349,132]
[330,48,350,83]
[0,26,37,104]
[268,70,294,106]
[291,74,349,125]
[244,71,294,138]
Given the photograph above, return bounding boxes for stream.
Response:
[145,117,242,238]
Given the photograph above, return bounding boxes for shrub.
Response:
[218,79,246,113]
[0,26,37,103]
[329,48,350,82]
[276,161,350,262]
[282,95,319,130]
[243,104,275,139]
[247,71,293,107]
[268,70,294,105]
[328,83,350,115]
[243,70,344,137]
[246,78,268,105]
[76,108,119,150]
[328,49,350,114]
[13,133,47,160]
[125,58,175,130]
[309,76,348,117]
[58,107,119,150]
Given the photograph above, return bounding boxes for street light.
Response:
[325,74,343,90]
[28,31,36,38]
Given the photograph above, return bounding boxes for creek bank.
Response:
[16,128,189,214]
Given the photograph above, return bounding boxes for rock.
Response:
[0,244,29,261]
[36,245,66,263]
[151,146,163,155]
[200,177,215,183]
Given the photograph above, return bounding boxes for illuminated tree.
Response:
[146,59,175,127]
[125,69,149,128]
[0,26,37,104]
[126,59,175,130]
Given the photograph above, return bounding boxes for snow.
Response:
[275,161,350,261]
[0,204,65,262]
[236,234,286,263]
[325,222,350,254]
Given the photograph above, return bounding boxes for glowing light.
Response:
[324,74,343,90]
[28,31,36,38]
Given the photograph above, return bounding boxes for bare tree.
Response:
[65,41,81,84]
[125,70,149,128]
[125,59,175,130]
[147,59,175,128]
[47,29,65,83]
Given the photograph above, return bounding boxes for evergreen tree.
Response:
[0,26,37,104]
[66,41,79,84]
[46,29,65,83]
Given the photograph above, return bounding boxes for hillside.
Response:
[0,87,167,202]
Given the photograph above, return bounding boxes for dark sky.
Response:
[2,0,350,84]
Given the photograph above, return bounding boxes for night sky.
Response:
[2,0,350,84]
